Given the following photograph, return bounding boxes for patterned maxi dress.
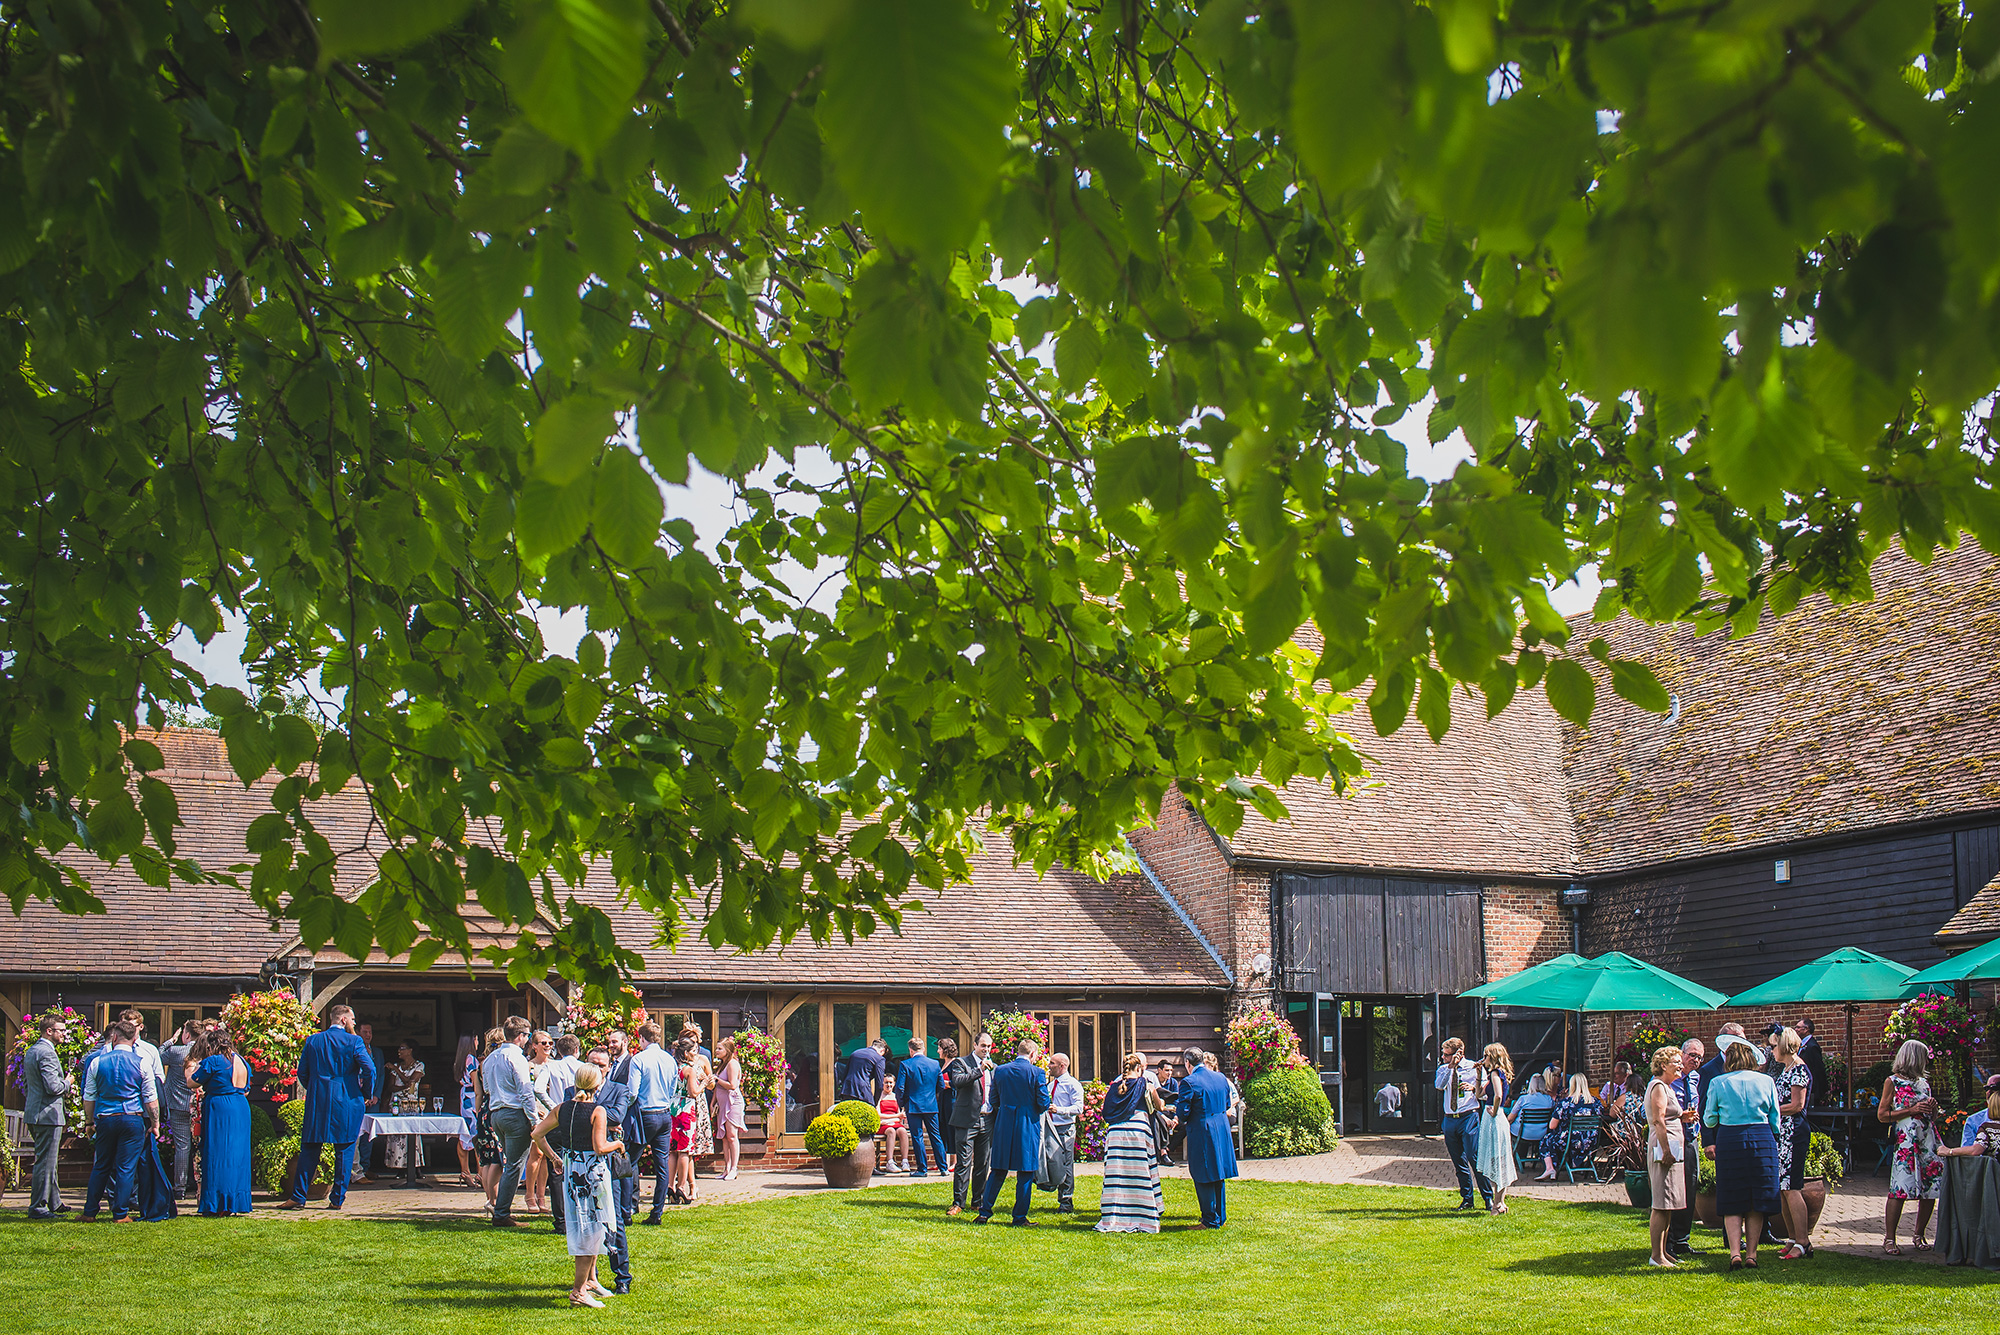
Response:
[1886,1075,1943,1201]
[557,1101,615,1258]
[1770,1061,1811,1189]
[1096,1077,1163,1233]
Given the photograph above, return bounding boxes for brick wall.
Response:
[1129,787,1240,968]
[1483,883,1567,981]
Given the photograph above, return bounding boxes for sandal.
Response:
[1882,1241,1902,1256]
[1912,1236,1931,1251]
[1743,1256,1758,1269]
[1729,1256,1743,1271]
[1780,1243,1807,1260]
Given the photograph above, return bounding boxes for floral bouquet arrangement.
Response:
[563,986,643,1054]
[981,1010,1051,1068]
[1886,993,1985,1110]
[1226,1006,1308,1082]
[1616,1013,1693,1070]
[726,1027,788,1108]
[1076,1080,1110,1161]
[6,1006,99,1129]
[222,989,316,1101]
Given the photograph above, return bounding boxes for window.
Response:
[99,1003,221,1044]
[769,995,978,1140]
[653,1009,720,1055]
[1040,1011,1128,1083]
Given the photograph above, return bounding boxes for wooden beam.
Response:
[309,970,365,1015]
[0,988,23,1026]
[528,978,566,1014]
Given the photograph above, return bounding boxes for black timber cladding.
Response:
[1583,824,2000,993]
[1277,873,1485,994]
[1957,825,1999,910]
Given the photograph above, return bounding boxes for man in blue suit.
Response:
[897,1039,945,1178]
[277,1004,377,1210]
[976,1039,1051,1226]
[1177,1046,1239,1229]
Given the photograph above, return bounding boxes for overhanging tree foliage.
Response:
[3,0,1995,995]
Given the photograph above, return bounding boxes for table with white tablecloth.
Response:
[358,1115,466,1186]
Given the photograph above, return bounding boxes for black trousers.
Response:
[952,1118,990,1208]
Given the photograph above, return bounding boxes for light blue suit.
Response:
[290,1026,377,1206]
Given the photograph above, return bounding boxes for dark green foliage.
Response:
[2,1,1995,993]
[830,1098,882,1137]
[1244,1066,1337,1158]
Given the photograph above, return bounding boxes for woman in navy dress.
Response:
[189,1027,254,1215]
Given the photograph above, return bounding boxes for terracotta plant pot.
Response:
[1624,1168,1652,1209]
[821,1136,876,1189]
[1800,1176,1827,1234]
[283,1153,334,1200]
[1695,1192,1720,1228]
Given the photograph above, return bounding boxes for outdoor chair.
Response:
[1554,1110,1602,1183]
[1513,1108,1552,1172]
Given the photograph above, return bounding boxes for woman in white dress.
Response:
[1472,1043,1517,1214]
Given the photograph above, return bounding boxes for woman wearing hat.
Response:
[1702,1033,1782,1269]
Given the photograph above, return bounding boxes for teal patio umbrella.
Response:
[1480,951,1728,1013]
[1904,934,2000,987]
[1723,946,1943,1116]
[1460,953,1589,1000]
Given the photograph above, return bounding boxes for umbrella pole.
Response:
[1845,1004,1855,1118]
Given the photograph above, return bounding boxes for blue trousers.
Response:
[1194,1177,1228,1228]
[979,1166,1034,1222]
[1442,1112,1480,1206]
[638,1109,674,1215]
[290,1140,355,1206]
[84,1114,147,1219]
[907,1112,947,1175]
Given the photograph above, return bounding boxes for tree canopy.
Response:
[3,0,1995,995]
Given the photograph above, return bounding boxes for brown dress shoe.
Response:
[946,1205,962,1217]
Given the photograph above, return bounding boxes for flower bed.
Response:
[560,987,644,1053]
[222,989,316,1102]
[5,1007,100,1130]
[1076,1080,1109,1161]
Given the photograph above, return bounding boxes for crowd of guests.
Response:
[18,1009,256,1222]
[1435,1020,2000,1270]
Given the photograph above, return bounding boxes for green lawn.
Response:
[3,1179,1991,1331]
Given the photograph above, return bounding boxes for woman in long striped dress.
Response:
[1096,1052,1164,1234]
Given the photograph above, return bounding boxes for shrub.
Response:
[1226,1007,1307,1082]
[1243,1066,1336,1158]
[247,1103,277,1148]
[1804,1131,1844,1186]
[831,1099,881,1136]
[804,1113,859,1159]
[1697,1150,1717,1195]
[254,1136,333,1195]
[275,1092,309,1137]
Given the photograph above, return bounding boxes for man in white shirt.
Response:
[479,1016,536,1226]
[1434,1037,1484,1210]
[1046,1053,1085,1214]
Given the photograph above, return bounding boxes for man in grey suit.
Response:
[160,1020,200,1198]
[23,1015,72,1219]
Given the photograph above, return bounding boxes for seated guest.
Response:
[1942,1076,2000,1160]
[1599,1061,1634,1113]
[1508,1072,1556,1132]
[1537,1073,1599,1181]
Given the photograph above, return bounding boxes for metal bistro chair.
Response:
[1553,1109,1603,1183]
[1513,1106,1553,1172]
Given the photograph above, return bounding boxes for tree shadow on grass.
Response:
[389,1278,561,1309]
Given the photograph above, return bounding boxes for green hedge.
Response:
[1244,1066,1337,1159]
[804,1113,859,1159]
[831,1099,881,1137]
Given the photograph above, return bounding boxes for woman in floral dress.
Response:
[1536,1074,1600,1180]
[1769,1029,1814,1258]
[1878,1039,1943,1254]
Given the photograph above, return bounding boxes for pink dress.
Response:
[715,1058,747,1133]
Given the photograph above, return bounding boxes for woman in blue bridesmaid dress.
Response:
[190,1027,255,1216]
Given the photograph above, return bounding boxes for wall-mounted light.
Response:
[1250,952,1272,976]
[1774,859,1792,884]
[1561,884,1592,907]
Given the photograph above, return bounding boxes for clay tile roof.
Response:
[1219,542,2000,879]
[14,735,1224,989]
[1225,697,1578,878]
[1564,542,2000,875]
[1936,872,2000,949]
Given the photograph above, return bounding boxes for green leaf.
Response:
[122,738,166,772]
[260,172,304,238]
[1609,659,1671,714]
[1543,658,1596,726]
[333,214,404,281]
[533,394,617,485]
[272,715,319,774]
[313,0,475,58]
[739,0,852,47]
[1415,665,1452,742]
[591,448,664,565]
[819,0,1014,253]
[503,0,650,157]
[1290,0,1402,198]
[260,96,309,161]
[1054,321,1102,393]
[517,475,595,560]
